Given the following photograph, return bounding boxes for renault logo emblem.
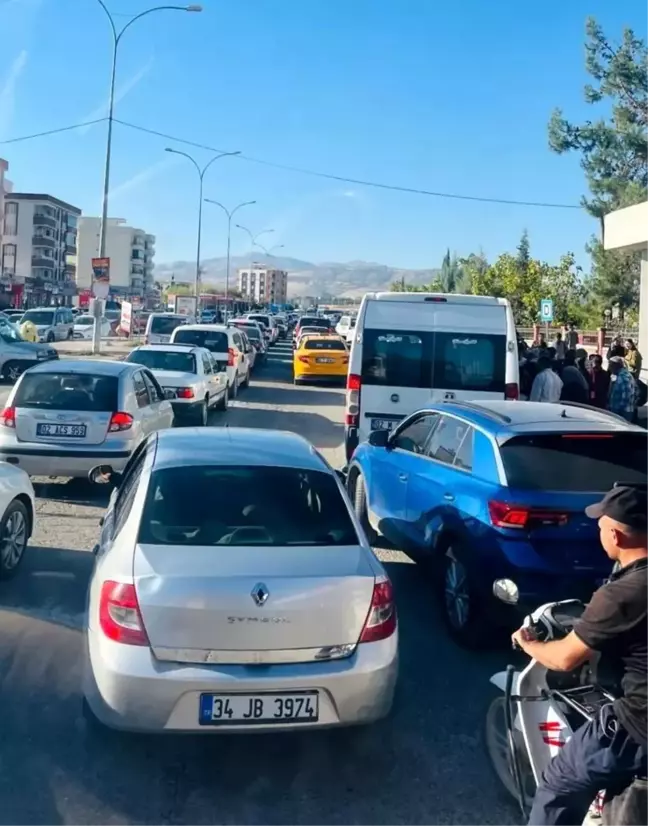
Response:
[251,583,269,606]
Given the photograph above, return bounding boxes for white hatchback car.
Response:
[83,427,398,733]
[126,344,228,425]
[170,324,250,399]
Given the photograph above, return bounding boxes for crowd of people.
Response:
[519,327,645,423]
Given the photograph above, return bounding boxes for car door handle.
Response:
[398,473,408,482]
[443,493,455,502]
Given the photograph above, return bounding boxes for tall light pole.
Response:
[255,242,285,258]
[93,1,202,353]
[204,199,255,310]
[166,149,240,309]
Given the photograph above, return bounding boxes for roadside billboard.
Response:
[119,300,132,335]
[176,295,197,317]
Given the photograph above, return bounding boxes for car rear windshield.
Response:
[127,350,196,373]
[300,317,329,328]
[500,433,648,492]
[138,465,358,547]
[303,339,347,351]
[14,372,119,412]
[150,316,186,335]
[22,310,54,325]
[360,328,506,392]
[232,324,261,340]
[247,315,269,327]
[172,329,228,353]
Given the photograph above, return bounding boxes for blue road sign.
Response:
[540,298,554,323]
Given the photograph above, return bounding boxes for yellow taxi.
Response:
[293,335,349,384]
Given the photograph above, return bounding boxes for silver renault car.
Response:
[0,360,174,478]
[83,427,399,733]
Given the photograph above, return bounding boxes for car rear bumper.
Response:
[0,441,133,477]
[295,371,346,383]
[84,629,398,733]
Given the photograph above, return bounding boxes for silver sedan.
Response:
[83,427,398,733]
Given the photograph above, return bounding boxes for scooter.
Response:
[484,596,644,824]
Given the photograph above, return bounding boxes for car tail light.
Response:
[298,355,310,364]
[342,356,349,364]
[99,580,149,646]
[346,373,361,426]
[108,411,134,432]
[488,500,570,530]
[228,347,235,366]
[360,576,396,643]
[505,383,519,400]
[0,406,16,428]
[176,387,195,399]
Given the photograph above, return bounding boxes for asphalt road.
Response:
[0,341,516,825]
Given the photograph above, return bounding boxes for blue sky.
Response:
[0,0,645,271]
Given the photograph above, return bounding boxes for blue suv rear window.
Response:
[360,329,506,392]
[500,433,648,492]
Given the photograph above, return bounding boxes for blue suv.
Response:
[347,400,647,647]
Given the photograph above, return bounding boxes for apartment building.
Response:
[237,265,288,305]
[76,217,155,300]
[1,193,81,307]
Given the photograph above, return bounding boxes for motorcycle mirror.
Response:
[493,578,519,605]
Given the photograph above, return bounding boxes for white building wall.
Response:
[77,218,155,294]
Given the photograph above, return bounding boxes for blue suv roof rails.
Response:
[556,401,633,424]
[443,400,512,425]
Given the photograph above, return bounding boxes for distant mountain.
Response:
[155,255,441,299]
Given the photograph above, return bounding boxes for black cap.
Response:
[585,484,648,531]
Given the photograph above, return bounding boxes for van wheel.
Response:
[4,360,28,383]
[437,545,490,648]
[351,471,377,546]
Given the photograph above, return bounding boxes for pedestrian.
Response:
[607,336,626,361]
[565,323,579,351]
[560,349,590,404]
[532,332,547,349]
[19,318,37,342]
[624,339,643,381]
[553,332,567,361]
[588,354,610,409]
[530,355,563,403]
[608,356,637,422]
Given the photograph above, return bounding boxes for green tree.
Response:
[516,230,530,273]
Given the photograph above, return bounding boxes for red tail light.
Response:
[360,576,397,643]
[342,357,349,364]
[488,500,569,530]
[99,580,148,646]
[228,347,235,367]
[346,373,361,426]
[108,411,134,432]
[176,387,195,399]
[298,355,310,364]
[505,383,519,400]
[0,406,16,428]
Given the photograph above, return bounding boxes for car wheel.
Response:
[228,377,238,400]
[351,471,377,546]
[46,332,55,343]
[438,545,489,648]
[196,399,208,426]
[0,499,30,579]
[242,371,250,389]
[3,360,28,383]
[67,328,73,340]
[216,389,228,411]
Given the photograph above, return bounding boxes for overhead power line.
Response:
[0,116,583,210]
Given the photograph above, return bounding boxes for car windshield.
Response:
[14,372,119,412]
[127,350,196,373]
[500,433,648,492]
[75,316,94,326]
[22,310,54,325]
[303,339,347,350]
[0,322,22,343]
[173,329,229,353]
[138,465,358,547]
[151,316,186,335]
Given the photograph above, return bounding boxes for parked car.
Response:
[347,400,647,647]
[0,461,36,579]
[73,315,112,341]
[170,324,250,399]
[293,335,349,385]
[126,344,228,425]
[0,321,58,382]
[83,427,398,732]
[145,313,192,345]
[0,360,174,478]
[20,307,75,343]
[344,291,519,461]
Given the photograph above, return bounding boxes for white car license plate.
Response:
[370,418,397,432]
[199,691,319,726]
[36,423,86,437]
[315,357,334,364]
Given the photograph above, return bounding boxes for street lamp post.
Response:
[204,199,255,312]
[165,149,241,311]
[255,242,285,258]
[93,1,202,353]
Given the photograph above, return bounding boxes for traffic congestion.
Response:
[0,296,646,825]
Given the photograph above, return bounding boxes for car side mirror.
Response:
[368,429,390,448]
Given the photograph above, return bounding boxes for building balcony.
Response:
[32,235,56,248]
[31,256,55,270]
[131,276,143,287]
[132,236,145,248]
[33,213,57,229]
[65,244,77,255]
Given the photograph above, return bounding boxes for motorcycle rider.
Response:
[511,483,647,826]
